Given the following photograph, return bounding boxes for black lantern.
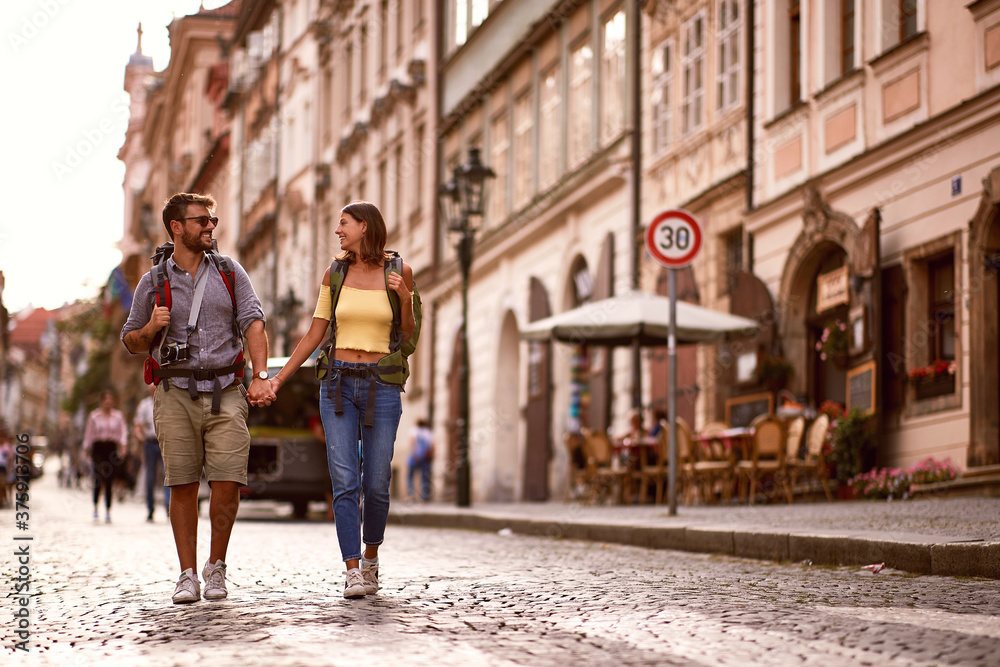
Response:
[438,148,495,507]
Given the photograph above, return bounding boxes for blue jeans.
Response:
[319,360,402,562]
[144,438,170,516]
[408,459,432,500]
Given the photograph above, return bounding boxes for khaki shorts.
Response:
[153,381,250,486]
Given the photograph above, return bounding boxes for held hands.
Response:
[247,377,276,407]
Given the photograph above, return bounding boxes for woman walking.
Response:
[270,201,414,598]
[82,389,128,523]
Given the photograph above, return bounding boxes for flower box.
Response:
[914,373,955,400]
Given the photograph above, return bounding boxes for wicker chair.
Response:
[737,414,792,504]
[788,414,834,501]
[692,421,735,504]
[580,428,626,504]
[634,418,696,505]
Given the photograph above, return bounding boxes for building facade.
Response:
[746,0,1000,470]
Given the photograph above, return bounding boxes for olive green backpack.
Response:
[316,251,422,389]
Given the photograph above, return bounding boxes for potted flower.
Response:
[908,359,956,400]
[831,407,876,492]
[757,353,794,392]
[815,319,849,366]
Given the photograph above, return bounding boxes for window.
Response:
[322,68,332,145]
[601,10,626,144]
[900,0,917,42]
[452,0,491,50]
[414,124,425,215]
[393,144,402,229]
[569,41,593,168]
[513,92,534,209]
[651,40,673,153]
[721,226,743,296]
[682,12,705,134]
[379,0,389,82]
[454,0,467,48]
[344,43,353,122]
[378,159,387,216]
[928,255,955,362]
[842,0,855,75]
[490,113,509,223]
[539,65,562,191]
[360,24,368,104]
[717,0,740,112]
[789,0,801,105]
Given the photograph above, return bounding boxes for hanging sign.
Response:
[816,266,849,313]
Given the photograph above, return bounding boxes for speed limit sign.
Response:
[645,209,702,268]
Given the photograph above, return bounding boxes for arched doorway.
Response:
[778,188,863,407]
[805,245,850,406]
[968,165,1000,466]
[523,277,552,501]
[492,310,520,501]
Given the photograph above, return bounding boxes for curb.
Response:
[388,510,1000,579]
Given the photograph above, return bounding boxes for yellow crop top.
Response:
[313,284,392,353]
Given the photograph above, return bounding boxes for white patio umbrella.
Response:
[519,290,758,346]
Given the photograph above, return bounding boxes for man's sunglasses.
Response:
[179,216,219,227]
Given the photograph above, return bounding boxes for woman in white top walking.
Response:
[82,389,128,522]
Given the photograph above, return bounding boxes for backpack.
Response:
[413,429,434,463]
[316,250,423,426]
[141,240,244,414]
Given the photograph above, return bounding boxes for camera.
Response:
[159,342,189,364]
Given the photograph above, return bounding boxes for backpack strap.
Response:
[384,251,404,353]
[207,249,241,348]
[323,259,348,400]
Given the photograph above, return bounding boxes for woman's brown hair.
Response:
[338,201,388,267]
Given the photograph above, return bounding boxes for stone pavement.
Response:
[3,472,1000,666]
[388,492,1000,579]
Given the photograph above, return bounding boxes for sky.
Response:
[0,0,233,314]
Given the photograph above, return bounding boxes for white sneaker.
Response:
[202,559,228,600]
[361,559,379,595]
[343,569,366,599]
[172,568,200,604]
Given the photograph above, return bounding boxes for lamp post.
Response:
[439,147,495,507]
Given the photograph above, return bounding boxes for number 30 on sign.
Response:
[645,209,703,268]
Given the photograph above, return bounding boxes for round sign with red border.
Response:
[645,209,703,268]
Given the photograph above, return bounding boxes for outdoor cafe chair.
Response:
[580,427,627,504]
[692,421,736,504]
[788,413,834,502]
[636,418,696,505]
[737,414,792,504]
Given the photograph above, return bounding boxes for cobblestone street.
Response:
[4,472,1000,666]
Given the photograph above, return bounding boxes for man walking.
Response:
[122,192,275,604]
[133,383,169,523]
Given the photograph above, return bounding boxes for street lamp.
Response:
[439,147,495,507]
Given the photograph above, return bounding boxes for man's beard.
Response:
[179,228,212,252]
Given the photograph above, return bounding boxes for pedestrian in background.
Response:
[269,201,415,599]
[0,425,13,508]
[134,383,170,522]
[81,389,128,523]
[122,192,274,604]
[406,418,434,502]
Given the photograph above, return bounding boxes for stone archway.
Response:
[967,166,1000,467]
[778,187,861,397]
